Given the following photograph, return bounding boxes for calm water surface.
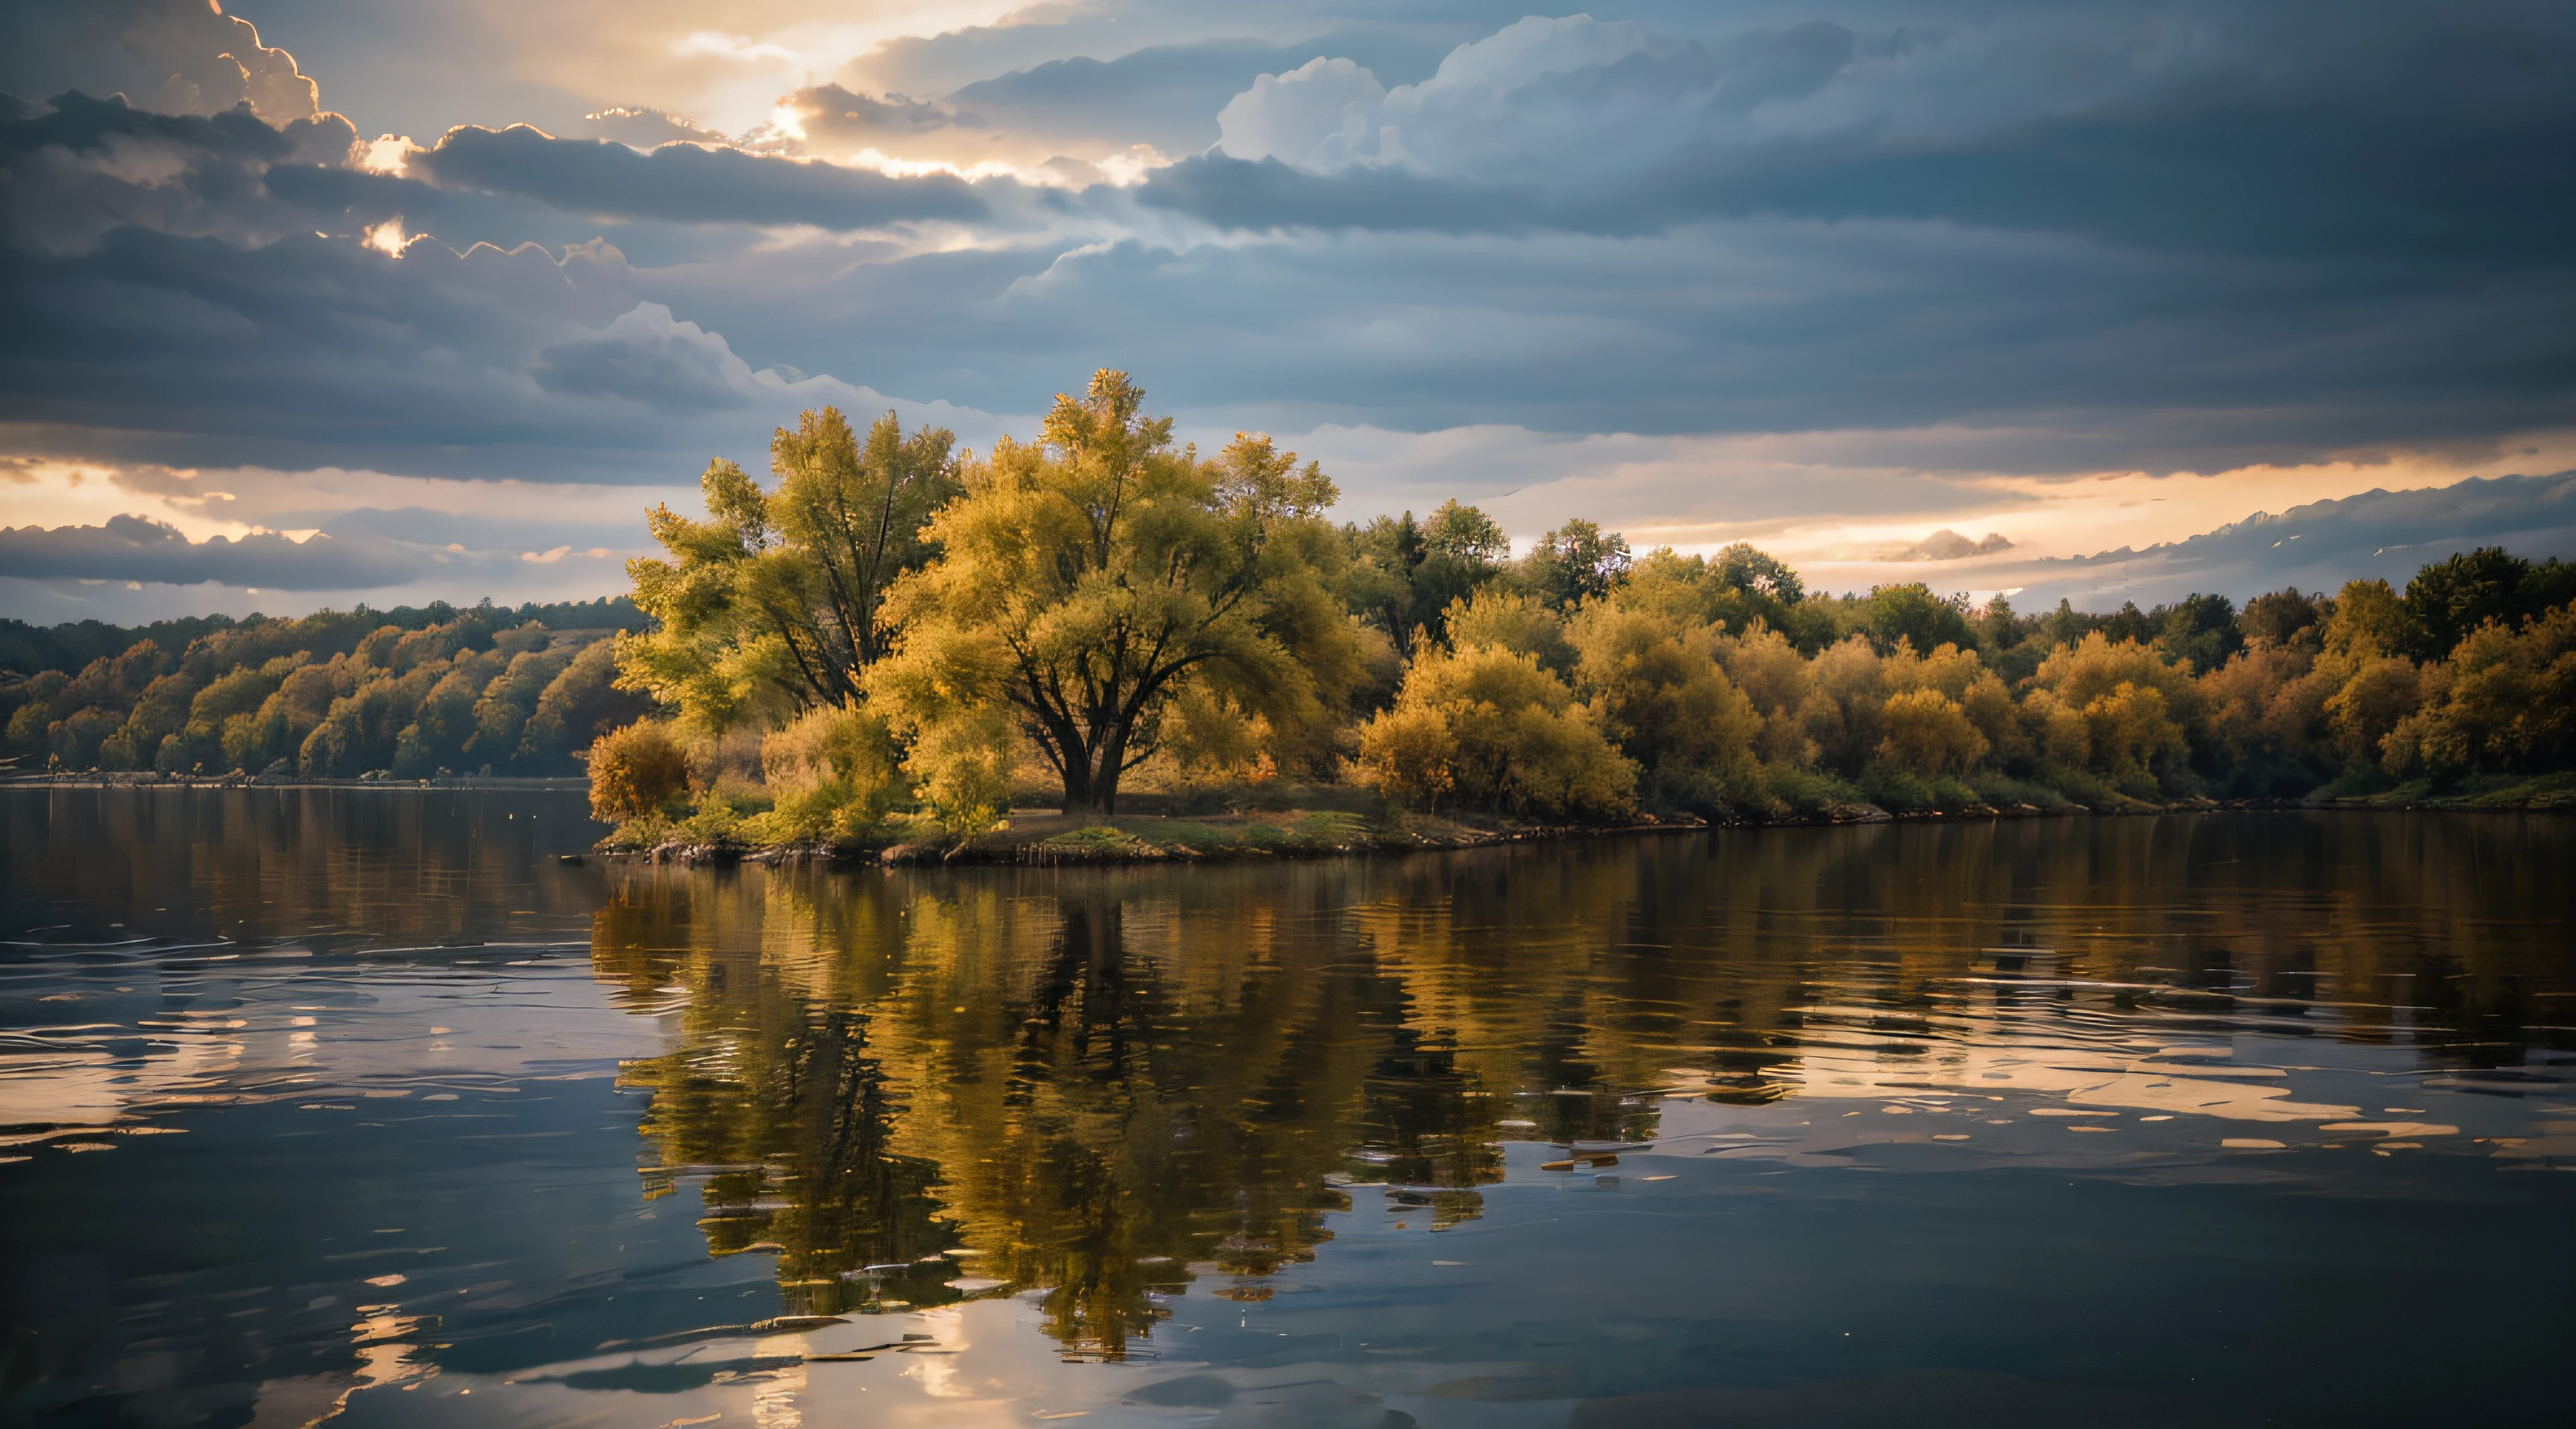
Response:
[3,789,2572,1428]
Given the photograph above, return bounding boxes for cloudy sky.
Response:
[2,0,2572,621]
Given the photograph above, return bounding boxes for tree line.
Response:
[589,372,2576,843]
[0,598,651,779]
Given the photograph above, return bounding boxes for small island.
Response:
[7,373,2573,867]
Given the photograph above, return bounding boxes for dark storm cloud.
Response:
[1169,9,2576,265]
[1138,155,1544,234]
[0,514,423,588]
[0,89,296,164]
[413,124,992,229]
[0,0,2570,552]
[940,29,1463,155]
[0,91,357,252]
[0,225,606,465]
[0,221,948,478]
[534,321,752,411]
[658,223,2575,454]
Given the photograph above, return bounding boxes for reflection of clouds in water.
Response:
[0,948,616,1148]
[9,798,2575,1428]
[1782,1024,2360,1123]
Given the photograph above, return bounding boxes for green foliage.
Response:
[1864,583,1976,657]
[2153,593,2243,674]
[518,638,650,770]
[1516,518,1632,611]
[1344,499,1509,648]
[2239,588,2321,648]
[2397,547,2576,662]
[0,603,642,778]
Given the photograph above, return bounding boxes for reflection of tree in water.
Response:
[579,819,2576,1363]
[914,892,1473,1358]
[1353,1024,1500,1232]
[592,879,958,1316]
[589,872,1520,1360]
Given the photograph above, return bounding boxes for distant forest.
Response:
[0,597,652,779]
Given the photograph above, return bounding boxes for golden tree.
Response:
[868,370,1361,816]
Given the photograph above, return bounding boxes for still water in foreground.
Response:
[2,789,2572,1428]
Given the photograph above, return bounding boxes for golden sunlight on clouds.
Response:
[0,459,692,544]
[357,135,418,174]
[3,459,258,540]
[1616,427,2576,588]
[1305,419,2576,592]
[479,1,1031,137]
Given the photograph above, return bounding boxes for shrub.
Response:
[1355,642,1636,821]
[747,701,904,846]
[589,721,691,823]
[1570,606,1759,765]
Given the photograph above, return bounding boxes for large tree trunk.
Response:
[1058,723,1126,816]
[1062,761,1121,816]
[1058,758,1097,815]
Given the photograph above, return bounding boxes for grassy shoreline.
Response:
[7,774,2565,872]
[594,772,2576,868]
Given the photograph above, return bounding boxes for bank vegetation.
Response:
[572,374,2576,855]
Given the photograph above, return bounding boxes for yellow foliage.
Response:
[1798,636,1885,772]
[2383,607,2576,775]
[2032,631,2197,711]
[1717,625,1816,766]
[1355,643,1637,820]
[1442,586,1575,672]
[2323,577,2405,657]
[867,373,1359,815]
[1878,688,1989,776]
[589,721,690,823]
[745,701,904,845]
[2324,655,2424,766]
[2080,681,2188,787]
[1567,603,1760,777]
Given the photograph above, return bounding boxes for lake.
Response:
[3,789,2571,1428]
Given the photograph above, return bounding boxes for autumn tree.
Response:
[618,408,958,730]
[868,370,1362,816]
